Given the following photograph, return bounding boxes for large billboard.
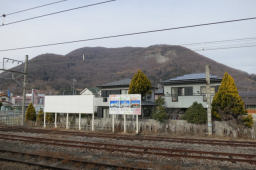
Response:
[44,95,94,114]
[109,94,141,115]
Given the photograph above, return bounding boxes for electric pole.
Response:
[205,65,212,135]
[21,55,28,126]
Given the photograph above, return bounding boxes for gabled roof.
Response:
[162,73,222,85]
[80,87,100,95]
[97,78,131,88]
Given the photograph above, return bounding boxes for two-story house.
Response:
[162,73,222,110]
[96,78,155,118]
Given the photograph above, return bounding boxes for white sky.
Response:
[0,0,256,74]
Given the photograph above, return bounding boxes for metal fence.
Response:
[0,111,23,126]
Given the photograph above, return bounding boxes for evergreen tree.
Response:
[183,102,207,124]
[128,70,152,97]
[25,103,36,121]
[36,109,44,123]
[212,72,247,121]
[46,113,54,123]
[152,96,168,122]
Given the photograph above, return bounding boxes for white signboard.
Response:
[44,95,94,113]
[109,94,141,115]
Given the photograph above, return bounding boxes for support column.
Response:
[79,113,81,130]
[66,113,69,129]
[124,114,126,133]
[206,65,212,135]
[112,114,115,133]
[54,113,57,128]
[43,112,46,128]
[136,115,139,134]
[92,113,94,131]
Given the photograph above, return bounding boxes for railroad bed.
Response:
[0,133,256,164]
[0,126,256,169]
[1,126,256,147]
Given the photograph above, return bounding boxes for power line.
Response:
[194,43,256,51]
[1,0,69,18]
[1,0,117,27]
[0,16,256,52]
[181,36,256,46]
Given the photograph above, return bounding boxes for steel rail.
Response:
[0,133,256,164]
[1,126,255,147]
[0,148,145,170]
[0,126,256,147]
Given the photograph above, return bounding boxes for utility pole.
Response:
[21,55,28,126]
[72,79,77,95]
[205,65,212,135]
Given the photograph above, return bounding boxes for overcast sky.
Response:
[0,0,256,74]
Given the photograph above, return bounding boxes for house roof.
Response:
[97,78,131,88]
[162,73,222,85]
[80,87,100,95]
[240,91,256,105]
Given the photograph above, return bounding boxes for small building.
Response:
[162,73,222,109]
[12,89,45,112]
[240,91,256,115]
[95,78,155,118]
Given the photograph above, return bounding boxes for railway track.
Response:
[0,148,143,170]
[0,126,256,148]
[0,133,256,165]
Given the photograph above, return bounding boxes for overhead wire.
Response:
[0,0,117,27]
[0,16,256,52]
[1,0,69,18]
[180,36,256,46]
[193,43,256,52]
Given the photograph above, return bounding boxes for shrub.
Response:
[25,103,36,121]
[152,97,168,122]
[46,113,54,123]
[184,102,207,124]
[242,114,253,128]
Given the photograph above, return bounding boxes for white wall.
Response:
[44,95,94,113]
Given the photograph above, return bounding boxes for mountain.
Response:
[0,45,255,94]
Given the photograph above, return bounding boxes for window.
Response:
[171,87,193,102]
[101,90,121,97]
[177,87,193,96]
[146,94,151,101]
[171,87,178,102]
[121,89,128,94]
[103,98,108,102]
[185,87,193,96]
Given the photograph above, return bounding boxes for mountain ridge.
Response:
[0,45,255,94]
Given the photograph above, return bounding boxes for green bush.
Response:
[25,103,36,121]
[152,97,168,122]
[242,114,253,128]
[184,102,207,124]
